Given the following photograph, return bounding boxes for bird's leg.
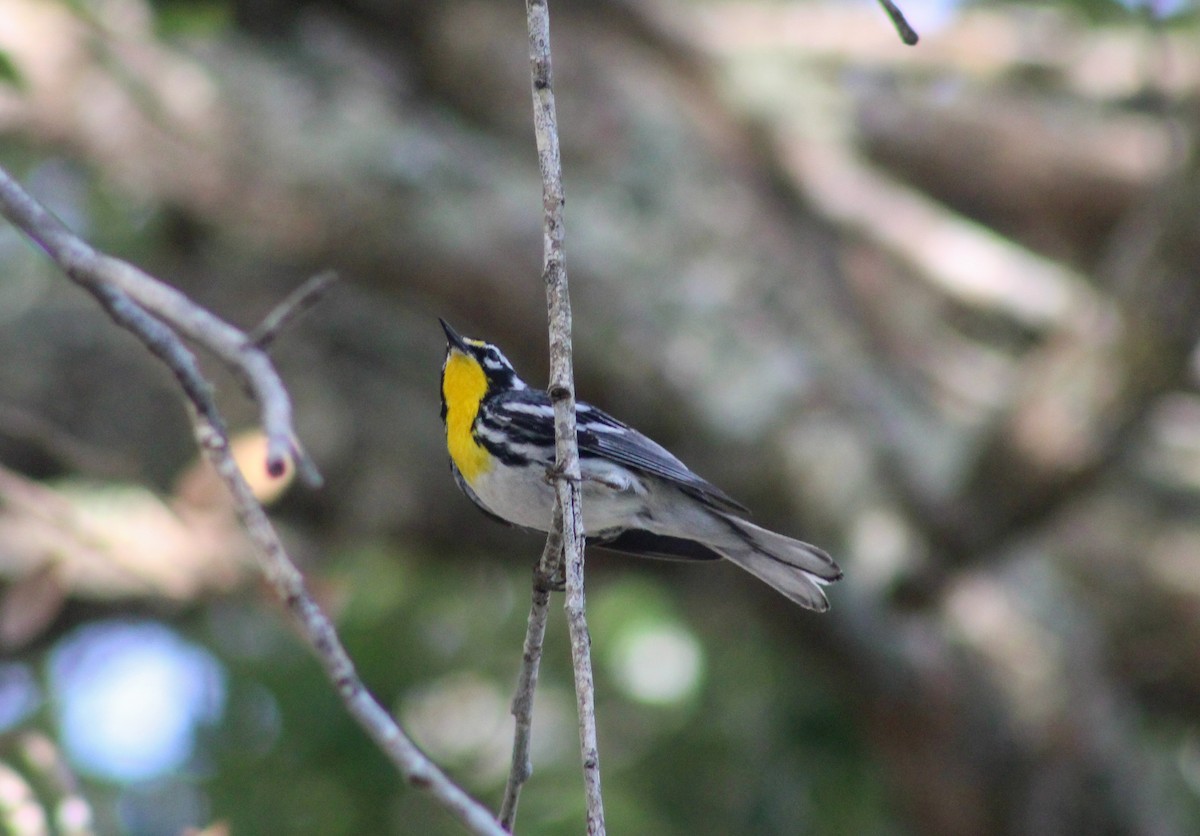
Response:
[544,461,626,492]
[582,473,628,491]
[542,460,578,485]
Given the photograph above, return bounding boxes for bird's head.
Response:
[439,319,527,421]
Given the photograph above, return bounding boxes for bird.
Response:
[438,318,842,611]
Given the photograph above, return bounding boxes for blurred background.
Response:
[0,0,1198,833]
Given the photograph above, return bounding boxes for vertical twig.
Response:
[514,1,607,834]
[498,585,550,830]
[499,531,560,830]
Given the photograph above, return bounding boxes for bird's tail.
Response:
[706,514,842,611]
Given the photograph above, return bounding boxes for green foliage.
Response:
[0,50,26,91]
[150,0,233,37]
[182,547,887,834]
[0,541,895,833]
[965,0,1198,25]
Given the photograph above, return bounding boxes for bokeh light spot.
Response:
[49,621,225,783]
[611,623,704,706]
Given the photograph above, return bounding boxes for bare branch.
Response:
[0,165,316,484]
[0,164,507,836]
[502,1,608,834]
[499,532,560,831]
[249,270,338,351]
[877,0,919,45]
[191,411,505,836]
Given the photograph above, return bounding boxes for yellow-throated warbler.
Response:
[439,319,842,611]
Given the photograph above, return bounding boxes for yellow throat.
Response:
[442,350,492,483]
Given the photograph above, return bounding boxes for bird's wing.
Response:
[575,402,749,515]
[488,391,749,514]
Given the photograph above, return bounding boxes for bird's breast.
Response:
[442,354,492,483]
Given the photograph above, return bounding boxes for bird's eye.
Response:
[483,350,508,371]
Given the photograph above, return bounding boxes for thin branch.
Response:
[191,408,504,836]
[0,164,507,836]
[520,1,607,834]
[249,270,338,350]
[0,165,315,484]
[877,0,919,46]
[499,531,561,831]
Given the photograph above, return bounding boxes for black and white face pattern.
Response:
[440,318,529,394]
[469,339,528,392]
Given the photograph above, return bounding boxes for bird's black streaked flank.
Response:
[438,318,842,611]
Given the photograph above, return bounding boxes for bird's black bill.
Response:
[440,318,470,353]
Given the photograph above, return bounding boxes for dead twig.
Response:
[0,164,506,836]
[248,270,338,351]
[0,166,310,482]
[499,531,560,830]
[877,0,919,45]
[501,2,607,834]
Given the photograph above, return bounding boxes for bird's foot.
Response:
[542,460,580,485]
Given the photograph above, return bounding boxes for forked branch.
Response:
[0,165,505,836]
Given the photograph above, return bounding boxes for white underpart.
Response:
[467,456,649,536]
